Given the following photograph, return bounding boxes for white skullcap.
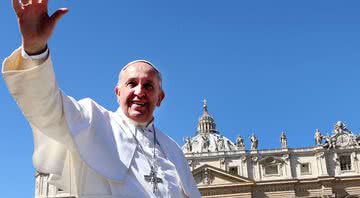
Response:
[118,59,162,86]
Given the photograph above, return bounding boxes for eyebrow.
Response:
[124,78,155,85]
[125,78,137,82]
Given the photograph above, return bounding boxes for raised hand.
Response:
[12,0,68,55]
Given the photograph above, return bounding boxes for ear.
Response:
[156,91,165,107]
[115,86,120,96]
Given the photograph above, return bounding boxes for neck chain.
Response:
[121,118,163,193]
[135,124,157,167]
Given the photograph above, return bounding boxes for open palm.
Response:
[12,0,68,55]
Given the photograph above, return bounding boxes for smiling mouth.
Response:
[132,101,146,106]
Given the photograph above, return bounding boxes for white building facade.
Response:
[182,101,360,198]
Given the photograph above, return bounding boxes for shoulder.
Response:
[76,97,111,115]
[157,128,181,147]
[78,97,104,109]
[61,96,113,125]
[156,128,185,158]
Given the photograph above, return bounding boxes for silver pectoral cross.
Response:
[144,165,163,193]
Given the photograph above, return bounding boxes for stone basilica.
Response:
[182,101,360,198]
[35,101,360,198]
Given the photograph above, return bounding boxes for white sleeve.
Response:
[2,48,77,175]
[2,48,71,144]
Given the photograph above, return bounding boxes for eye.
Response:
[143,83,154,91]
[126,81,137,88]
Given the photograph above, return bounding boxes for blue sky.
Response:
[1,1,360,197]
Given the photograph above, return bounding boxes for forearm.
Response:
[2,48,71,144]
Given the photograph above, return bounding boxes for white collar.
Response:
[116,107,154,131]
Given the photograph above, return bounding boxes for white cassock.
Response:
[2,48,201,198]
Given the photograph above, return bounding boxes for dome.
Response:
[197,100,218,134]
[182,99,237,153]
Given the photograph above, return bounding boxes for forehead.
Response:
[120,62,159,81]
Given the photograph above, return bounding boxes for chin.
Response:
[129,112,149,123]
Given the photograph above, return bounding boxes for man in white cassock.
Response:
[2,0,201,197]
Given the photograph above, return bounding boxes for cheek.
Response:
[151,96,160,107]
[117,90,129,105]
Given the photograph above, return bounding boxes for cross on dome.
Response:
[197,100,217,134]
[203,99,208,112]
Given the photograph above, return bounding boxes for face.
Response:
[115,62,165,123]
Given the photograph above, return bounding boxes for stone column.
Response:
[251,155,260,180]
[240,155,248,178]
[283,153,293,179]
[220,157,226,170]
[316,151,329,176]
[333,152,341,176]
[351,152,359,173]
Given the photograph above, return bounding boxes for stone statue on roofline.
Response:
[236,135,245,150]
[333,121,350,134]
[314,129,323,145]
[217,135,225,151]
[280,131,287,149]
[184,137,192,153]
[200,134,210,152]
[250,133,258,150]
[320,121,360,149]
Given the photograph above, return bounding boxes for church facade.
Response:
[182,101,360,198]
[34,102,360,198]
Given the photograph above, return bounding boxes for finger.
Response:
[36,0,47,6]
[49,8,69,28]
[36,0,48,10]
[20,0,31,5]
[12,0,23,16]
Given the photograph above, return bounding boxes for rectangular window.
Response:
[300,163,310,175]
[228,166,238,175]
[264,164,278,175]
[340,155,352,171]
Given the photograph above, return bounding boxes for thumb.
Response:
[49,8,69,29]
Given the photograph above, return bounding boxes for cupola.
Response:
[197,99,218,134]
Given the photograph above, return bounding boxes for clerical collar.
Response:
[116,107,154,131]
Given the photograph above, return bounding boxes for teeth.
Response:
[133,102,145,106]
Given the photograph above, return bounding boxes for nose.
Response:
[134,85,146,98]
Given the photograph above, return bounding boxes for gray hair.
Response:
[117,60,163,89]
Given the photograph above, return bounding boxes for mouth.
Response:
[132,101,146,107]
